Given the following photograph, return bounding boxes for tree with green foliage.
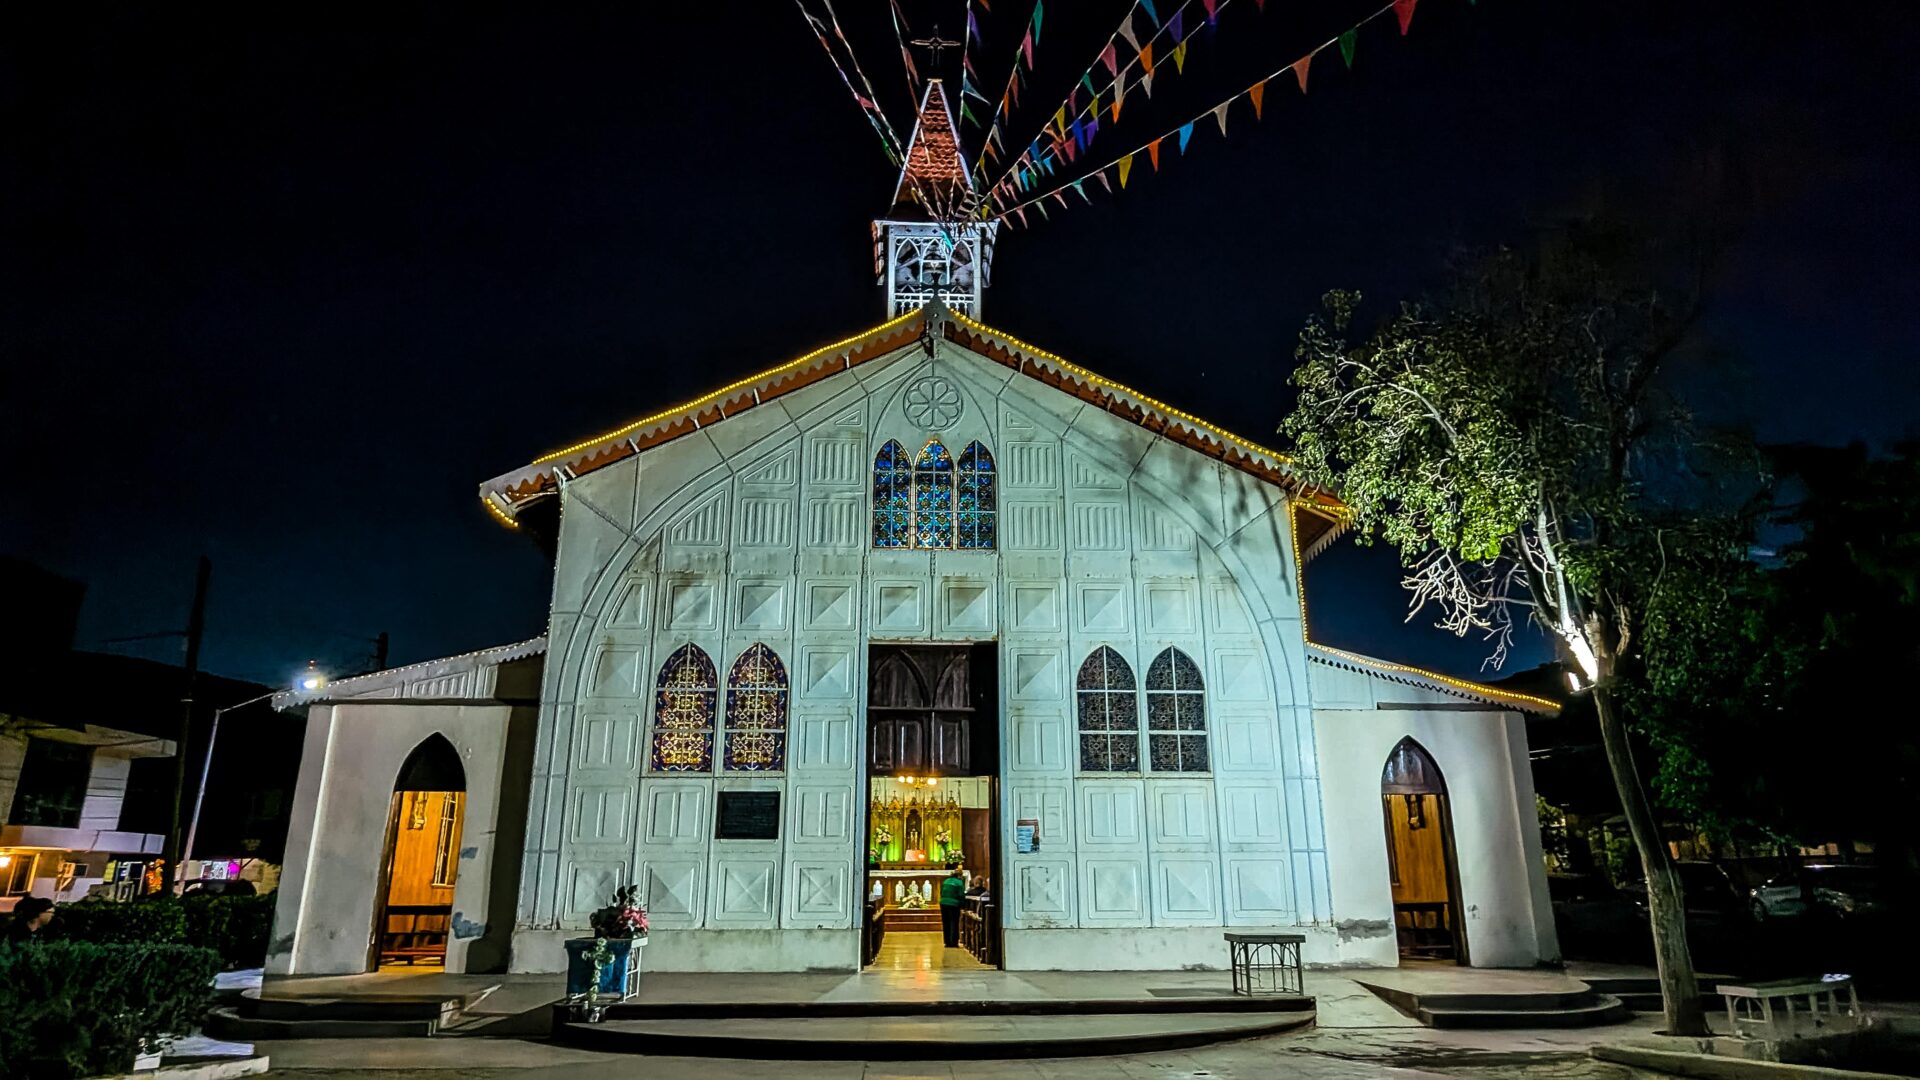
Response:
[1631,443,1920,861]
[1281,225,1743,1035]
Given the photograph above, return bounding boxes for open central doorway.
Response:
[374,734,466,968]
[1382,737,1466,964]
[862,643,1001,971]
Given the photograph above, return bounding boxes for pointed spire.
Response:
[889,80,975,216]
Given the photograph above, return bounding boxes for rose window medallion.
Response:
[903,376,964,428]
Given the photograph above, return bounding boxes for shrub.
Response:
[0,941,220,1079]
[181,894,276,969]
[46,893,276,970]
[43,897,187,947]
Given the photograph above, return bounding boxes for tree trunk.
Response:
[1593,682,1708,1035]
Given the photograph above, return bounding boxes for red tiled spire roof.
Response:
[891,81,972,217]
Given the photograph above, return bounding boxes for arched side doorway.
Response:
[1381,737,1467,964]
[374,734,467,968]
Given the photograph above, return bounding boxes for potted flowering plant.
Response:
[564,885,649,1017]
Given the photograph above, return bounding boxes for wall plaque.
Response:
[715,791,782,841]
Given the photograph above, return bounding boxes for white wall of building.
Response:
[269,701,527,975]
[511,331,1421,973]
[1310,660,1559,968]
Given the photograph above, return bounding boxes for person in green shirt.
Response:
[938,864,967,948]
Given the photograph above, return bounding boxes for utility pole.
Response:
[161,556,210,894]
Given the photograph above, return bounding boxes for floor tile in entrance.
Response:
[866,932,994,972]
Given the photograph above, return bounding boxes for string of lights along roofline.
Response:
[980,0,1241,199]
[992,0,1425,227]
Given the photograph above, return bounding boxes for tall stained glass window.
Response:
[650,644,716,772]
[955,441,996,549]
[723,643,789,772]
[1145,648,1209,773]
[1076,646,1139,772]
[911,440,955,548]
[873,440,913,548]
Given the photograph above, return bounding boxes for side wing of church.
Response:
[264,83,1559,978]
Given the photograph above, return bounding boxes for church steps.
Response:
[583,993,1316,1020]
[204,1006,439,1040]
[1357,979,1630,1029]
[552,1009,1316,1060]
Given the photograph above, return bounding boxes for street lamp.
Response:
[179,665,327,885]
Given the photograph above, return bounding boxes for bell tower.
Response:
[872,80,997,317]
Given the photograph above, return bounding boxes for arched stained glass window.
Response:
[955,441,996,549]
[1076,646,1139,772]
[873,438,998,549]
[912,440,955,548]
[1145,648,1208,773]
[873,440,913,548]
[723,643,789,772]
[651,644,716,772]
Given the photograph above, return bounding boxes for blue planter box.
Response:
[564,936,645,1000]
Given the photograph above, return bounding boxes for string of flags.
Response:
[982,0,1248,200]
[967,0,1046,179]
[992,0,1423,226]
[888,0,922,111]
[793,0,908,166]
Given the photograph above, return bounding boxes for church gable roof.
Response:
[477,306,1347,548]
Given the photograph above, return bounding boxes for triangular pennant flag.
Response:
[1036,199,1049,220]
[1071,179,1089,204]
[1095,168,1112,193]
[1141,70,1155,96]
[1051,189,1068,209]
[1054,104,1068,135]
[961,101,979,126]
[1085,115,1099,142]
[1062,138,1078,163]
[1111,78,1126,120]
[1140,42,1154,74]
[1117,12,1141,51]
[1177,121,1194,154]
[1256,0,1265,8]
[1141,0,1160,28]
[1032,0,1043,43]
[1147,138,1162,170]
[1394,0,1418,34]
[1118,152,1134,188]
[1212,100,1230,136]
[1081,72,1096,97]
[1172,41,1188,73]
[1249,80,1266,119]
[1170,10,1184,44]
[1100,42,1119,77]
[1088,89,1099,118]
[1022,27,1035,67]
[1071,118,1086,150]
[1339,29,1357,69]
[1291,53,1311,93]
[1202,0,1218,23]
[966,53,980,80]
[1014,207,1028,228]
[967,8,981,41]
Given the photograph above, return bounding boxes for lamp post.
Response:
[179,663,326,883]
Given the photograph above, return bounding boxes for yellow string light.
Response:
[948,310,1300,469]
[1288,504,1559,714]
[530,310,923,465]
[481,495,521,529]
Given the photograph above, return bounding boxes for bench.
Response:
[1715,976,1860,1040]
[1224,932,1305,996]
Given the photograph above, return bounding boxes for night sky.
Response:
[4,2,1914,688]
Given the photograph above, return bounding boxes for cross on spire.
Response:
[910,25,961,68]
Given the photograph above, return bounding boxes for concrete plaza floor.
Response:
[251,964,1684,1079]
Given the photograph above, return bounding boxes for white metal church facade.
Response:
[267,83,1560,977]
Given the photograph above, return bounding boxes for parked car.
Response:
[1749,864,1884,922]
[181,877,256,897]
[1624,861,1746,922]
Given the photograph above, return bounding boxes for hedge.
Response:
[0,941,220,1079]
[46,893,276,970]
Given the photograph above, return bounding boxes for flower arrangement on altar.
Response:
[588,884,650,940]
[933,827,952,848]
